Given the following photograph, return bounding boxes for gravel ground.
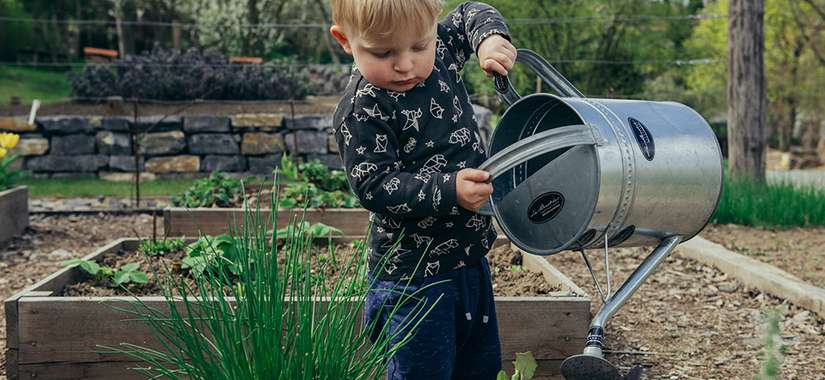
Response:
[702,224,825,288]
[546,231,825,380]
[0,214,158,379]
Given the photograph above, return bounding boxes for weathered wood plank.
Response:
[681,236,825,318]
[0,186,28,243]
[10,238,589,378]
[163,207,372,236]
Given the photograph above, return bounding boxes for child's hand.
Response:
[456,169,493,212]
[477,34,517,76]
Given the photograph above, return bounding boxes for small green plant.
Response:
[171,171,244,208]
[0,132,22,191]
[181,235,240,278]
[497,352,538,380]
[279,181,359,209]
[138,238,186,256]
[279,153,300,182]
[754,308,785,380]
[62,259,149,286]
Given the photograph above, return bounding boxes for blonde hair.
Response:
[332,0,442,40]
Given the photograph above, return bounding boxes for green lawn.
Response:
[0,66,72,104]
[19,178,199,198]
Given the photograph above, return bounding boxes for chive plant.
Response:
[110,176,441,379]
[712,174,825,227]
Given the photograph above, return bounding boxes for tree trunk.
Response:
[113,0,126,58]
[727,0,766,182]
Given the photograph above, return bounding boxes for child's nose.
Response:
[393,54,414,73]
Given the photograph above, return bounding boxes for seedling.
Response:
[62,259,149,287]
[497,352,538,380]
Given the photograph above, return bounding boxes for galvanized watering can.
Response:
[477,49,723,380]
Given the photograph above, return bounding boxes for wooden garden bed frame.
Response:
[0,186,28,243]
[4,238,590,379]
[163,207,372,236]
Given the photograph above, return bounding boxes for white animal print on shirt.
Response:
[356,83,378,98]
[387,91,405,101]
[410,233,434,248]
[439,80,450,93]
[401,108,423,132]
[339,122,352,146]
[465,214,487,231]
[417,216,437,229]
[430,98,445,119]
[350,162,377,180]
[449,128,471,146]
[430,239,459,257]
[403,138,417,154]
[414,154,448,183]
[374,134,388,153]
[452,96,464,123]
[364,104,390,122]
[383,177,400,194]
[387,203,412,214]
[424,261,440,277]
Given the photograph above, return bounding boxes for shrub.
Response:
[69,48,309,101]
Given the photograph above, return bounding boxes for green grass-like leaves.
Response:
[105,177,437,379]
[711,174,825,228]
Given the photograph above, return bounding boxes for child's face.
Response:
[332,24,437,93]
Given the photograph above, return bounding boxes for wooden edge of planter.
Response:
[3,237,130,379]
[681,236,825,319]
[9,236,588,378]
[516,243,589,298]
[0,186,29,243]
[163,207,372,236]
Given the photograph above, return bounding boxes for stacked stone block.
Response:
[0,105,492,179]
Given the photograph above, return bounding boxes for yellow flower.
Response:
[0,147,6,159]
[0,133,20,149]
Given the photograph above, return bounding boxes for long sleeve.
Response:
[334,85,459,219]
[438,2,511,71]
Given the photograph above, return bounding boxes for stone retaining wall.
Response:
[0,106,492,179]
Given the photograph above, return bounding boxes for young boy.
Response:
[330,1,516,378]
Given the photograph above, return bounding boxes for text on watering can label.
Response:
[629,117,655,161]
[527,191,565,224]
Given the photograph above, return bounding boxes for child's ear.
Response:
[330,25,353,55]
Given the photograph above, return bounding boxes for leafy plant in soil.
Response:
[104,177,442,379]
[497,352,538,380]
[138,237,186,257]
[181,235,241,278]
[171,171,244,208]
[62,259,149,286]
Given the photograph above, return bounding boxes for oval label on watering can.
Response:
[527,192,565,224]
[628,117,655,161]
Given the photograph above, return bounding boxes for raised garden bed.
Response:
[701,224,825,288]
[164,207,371,236]
[4,237,590,379]
[0,186,28,243]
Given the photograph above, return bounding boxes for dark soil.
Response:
[59,241,558,298]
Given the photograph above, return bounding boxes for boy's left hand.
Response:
[477,35,516,76]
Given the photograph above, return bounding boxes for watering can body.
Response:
[481,51,723,256]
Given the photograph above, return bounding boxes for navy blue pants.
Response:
[364,257,502,380]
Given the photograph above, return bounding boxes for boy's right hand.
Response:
[456,169,493,212]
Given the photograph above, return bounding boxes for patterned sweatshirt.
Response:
[332,2,510,281]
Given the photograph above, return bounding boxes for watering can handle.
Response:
[492,49,584,106]
[475,124,599,216]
